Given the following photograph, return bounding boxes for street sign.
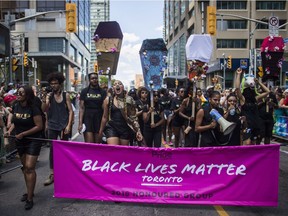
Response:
[240,59,248,69]
[269,16,279,36]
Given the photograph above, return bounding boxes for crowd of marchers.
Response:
[1,68,288,210]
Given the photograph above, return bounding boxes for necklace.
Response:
[116,97,125,109]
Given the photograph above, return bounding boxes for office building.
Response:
[0,0,91,91]
[164,0,288,89]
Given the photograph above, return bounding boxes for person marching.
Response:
[179,83,201,147]
[170,87,185,148]
[99,80,143,146]
[5,86,43,210]
[42,72,74,186]
[78,72,106,143]
[135,86,149,139]
[195,91,224,147]
[142,90,165,148]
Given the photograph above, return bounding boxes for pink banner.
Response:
[53,141,279,206]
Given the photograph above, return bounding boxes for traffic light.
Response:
[206,6,216,36]
[12,57,19,72]
[257,66,263,77]
[94,63,98,73]
[36,79,40,86]
[23,52,28,67]
[227,56,232,69]
[66,3,77,33]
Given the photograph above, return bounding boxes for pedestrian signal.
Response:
[66,3,77,33]
[206,6,216,36]
[23,52,29,67]
[94,63,98,73]
[175,79,178,87]
[12,57,19,72]
[258,66,263,77]
[227,56,232,69]
[36,79,40,86]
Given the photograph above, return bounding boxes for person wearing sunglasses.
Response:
[5,86,43,210]
[170,87,185,148]
[78,72,106,143]
[135,86,149,139]
[142,90,165,148]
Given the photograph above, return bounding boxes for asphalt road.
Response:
[0,111,288,216]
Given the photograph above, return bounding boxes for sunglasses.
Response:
[180,90,184,93]
[153,94,159,97]
[141,92,148,94]
[90,77,98,80]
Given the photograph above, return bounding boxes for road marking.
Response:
[280,149,288,155]
[214,205,229,216]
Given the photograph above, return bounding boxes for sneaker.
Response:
[44,174,54,186]
[169,141,173,146]
[25,200,33,210]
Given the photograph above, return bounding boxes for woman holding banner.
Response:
[5,86,43,210]
[99,80,143,145]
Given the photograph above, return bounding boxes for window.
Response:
[39,38,65,53]
[36,0,65,12]
[217,39,247,48]
[255,39,264,48]
[256,1,286,10]
[217,1,247,10]
[227,20,247,29]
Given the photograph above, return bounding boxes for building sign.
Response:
[240,59,248,69]
[269,16,279,36]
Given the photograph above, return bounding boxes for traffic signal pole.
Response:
[7,7,74,85]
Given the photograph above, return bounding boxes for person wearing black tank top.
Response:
[99,80,143,145]
[42,72,74,186]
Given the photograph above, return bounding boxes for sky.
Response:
[109,0,164,87]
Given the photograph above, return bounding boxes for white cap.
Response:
[284,89,288,94]
[206,85,214,91]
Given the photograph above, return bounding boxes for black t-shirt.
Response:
[143,103,164,131]
[12,102,42,137]
[80,86,106,109]
[159,95,172,110]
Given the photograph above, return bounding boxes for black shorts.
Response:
[16,139,42,157]
[104,123,132,140]
[259,118,274,138]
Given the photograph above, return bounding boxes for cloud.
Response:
[155,25,163,32]
[123,32,140,43]
[114,34,143,87]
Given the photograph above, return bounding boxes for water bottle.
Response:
[229,108,235,115]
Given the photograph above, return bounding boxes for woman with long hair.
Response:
[99,80,143,145]
[78,72,106,143]
[5,86,43,210]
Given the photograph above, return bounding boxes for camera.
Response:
[45,86,53,93]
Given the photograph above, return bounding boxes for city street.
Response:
[1,110,288,216]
